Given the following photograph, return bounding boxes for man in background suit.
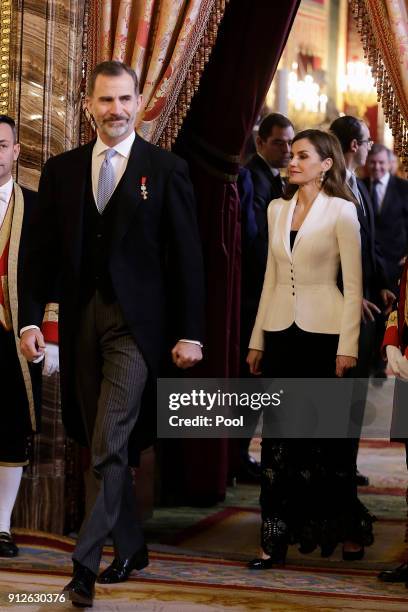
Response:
[238,114,294,480]
[19,61,205,607]
[365,144,408,296]
[244,113,294,321]
[0,115,58,558]
[330,116,394,486]
[365,144,408,380]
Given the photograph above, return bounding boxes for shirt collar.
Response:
[373,172,390,187]
[0,177,14,201]
[257,153,280,177]
[94,130,136,159]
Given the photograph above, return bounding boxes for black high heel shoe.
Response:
[319,519,338,558]
[342,545,364,561]
[298,521,318,555]
[248,556,282,570]
[248,517,289,569]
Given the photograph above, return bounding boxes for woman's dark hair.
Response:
[283,129,357,205]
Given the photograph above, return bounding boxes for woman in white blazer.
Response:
[247,129,374,569]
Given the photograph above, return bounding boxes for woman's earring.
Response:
[320,171,326,185]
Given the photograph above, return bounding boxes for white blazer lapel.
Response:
[292,191,328,254]
[280,194,297,260]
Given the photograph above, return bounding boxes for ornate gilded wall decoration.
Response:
[0,0,12,114]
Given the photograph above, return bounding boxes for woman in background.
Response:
[247,129,374,568]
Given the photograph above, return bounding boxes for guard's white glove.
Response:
[397,353,408,380]
[386,345,402,376]
[42,343,59,377]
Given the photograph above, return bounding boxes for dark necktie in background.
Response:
[273,173,285,197]
[371,179,380,216]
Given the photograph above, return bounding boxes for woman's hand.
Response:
[336,355,357,377]
[247,349,263,375]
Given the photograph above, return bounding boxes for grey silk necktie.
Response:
[348,173,366,216]
[97,148,117,214]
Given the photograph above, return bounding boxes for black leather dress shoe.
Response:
[356,470,370,486]
[378,562,408,583]
[0,532,18,557]
[248,557,281,570]
[97,545,149,584]
[63,562,96,607]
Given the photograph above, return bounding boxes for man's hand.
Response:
[336,355,356,377]
[43,343,59,376]
[171,341,203,369]
[386,345,402,376]
[20,328,46,362]
[247,349,263,375]
[380,289,396,315]
[362,298,380,323]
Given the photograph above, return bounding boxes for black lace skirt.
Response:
[259,324,375,552]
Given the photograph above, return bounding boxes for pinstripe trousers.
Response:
[72,291,148,574]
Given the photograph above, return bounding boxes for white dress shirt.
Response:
[0,177,13,227]
[372,172,390,212]
[91,130,136,205]
[258,153,280,177]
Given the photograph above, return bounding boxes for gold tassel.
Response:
[351,0,408,170]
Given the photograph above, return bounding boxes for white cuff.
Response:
[20,325,40,336]
[179,339,203,348]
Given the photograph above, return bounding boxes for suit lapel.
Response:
[111,134,152,248]
[357,179,373,233]
[380,175,395,217]
[63,142,94,272]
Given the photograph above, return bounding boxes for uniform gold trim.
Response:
[9,183,37,431]
[0,0,12,114]
[386,310,398,328]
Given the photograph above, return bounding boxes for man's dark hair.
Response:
[368,143,392,160]
[0,114,17,143]
[88,61,139,96]
[258,113,294,141]
[330,116,364,154]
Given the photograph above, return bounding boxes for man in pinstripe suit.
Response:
[19,61,205,607]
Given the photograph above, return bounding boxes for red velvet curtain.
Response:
[162,0,300,505]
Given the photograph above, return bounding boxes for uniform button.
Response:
[97,233,102,238]
[292,285,295,288]
[292,292,295,296]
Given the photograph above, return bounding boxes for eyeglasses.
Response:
[359,139,373,150]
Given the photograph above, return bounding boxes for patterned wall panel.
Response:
[8,0,86,190]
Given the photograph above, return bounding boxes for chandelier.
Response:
[287,63,328,128]
[340,61,378,115]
